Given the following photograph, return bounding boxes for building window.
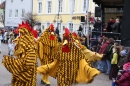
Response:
[15,10,18,17]
[47,22,50,27]
[83,0,87,11]
[116,8,123,12]
[38,2,42,13]
[68,23,73,32]
[57,23,61,33]
[47,1,52,13]
[69,0,75,13]
[58,0,62,13]
[9,10,12,17]
[22,9,25,17]
[108,8,111,12]
[11,0,13,3]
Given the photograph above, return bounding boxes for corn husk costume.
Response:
[37,28,102,86]
[37,24,59,85]
[2,21,37,86]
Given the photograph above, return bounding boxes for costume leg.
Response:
[37,60,57,85]
[85,63,100,83]
[40,60,50,85]
[42,74,50,84]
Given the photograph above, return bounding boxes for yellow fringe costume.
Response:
[37,24,59,85]
[2,21,37,86]
[71,32,103,66]
[37,28,103,86]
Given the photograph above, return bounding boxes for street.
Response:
[0,43,111,86]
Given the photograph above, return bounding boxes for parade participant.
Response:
[72,32,104,66]
[37,24,59,86]
[37,28,102,86]
[2,21,37,86]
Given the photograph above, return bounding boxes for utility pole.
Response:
[86,0,90,47]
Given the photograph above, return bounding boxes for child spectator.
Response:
[8,40,15,56]
[118,50,128,70]
[113,62,130,86]
[109,47,119,80]
[0,30,2,53]
[8,34,15,56]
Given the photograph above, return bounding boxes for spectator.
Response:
[96,37,103,52]
[109,45,120,80]
[106,18,115,32]
[118,49,128,70]
[104,38,115,75]
[93,20,102,39]
[0,30,2,53]
[111,18,121,33]
[8,34,15,55]
[55,27,59,36]
[57,35,62,42]
[113,62,130,86]
[4,30,8,43]
[127,48,130,62]
[98,37,109,73]
[78,25,83,37]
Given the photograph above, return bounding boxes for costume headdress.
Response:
[62,28,71,52]
[18,21,33,32]
[72,32,82,48]
[31,30,38,38]
[49,24,55,40]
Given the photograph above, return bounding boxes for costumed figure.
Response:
[2,21,37,86]
[37,28,103,86]
[37,24,59,86]
[72,32,103,66]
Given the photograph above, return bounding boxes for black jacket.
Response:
[104,43,114,61]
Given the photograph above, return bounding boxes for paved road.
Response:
[0,43,111,86]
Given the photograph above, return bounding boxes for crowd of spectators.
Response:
[88,36,130,86]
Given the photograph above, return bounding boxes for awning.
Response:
[93,0,124,8]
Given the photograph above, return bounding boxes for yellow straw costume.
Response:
[2,21,37,86]
[37,24,59,85]
[37,28,102,86]
[71,32,103,66]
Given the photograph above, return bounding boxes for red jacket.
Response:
[118,71,130,86]
[98,41,109,54]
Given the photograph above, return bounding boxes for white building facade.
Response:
[5,0,33,28]
[0,0,5,4]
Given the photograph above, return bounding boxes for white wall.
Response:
[5,0,33,27]
[0,0,5,4]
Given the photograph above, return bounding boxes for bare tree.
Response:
[21,12,39,27]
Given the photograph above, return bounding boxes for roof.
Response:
[0,1,5,9]
[93,0,124,8]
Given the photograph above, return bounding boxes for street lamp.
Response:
[53,0,63,32]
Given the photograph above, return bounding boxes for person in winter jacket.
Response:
[98,37,109,72]
[109,47,119,80]
[106,18,115,32]
[118,49,128,70]
[104,38,115,74]
[114,62,130,86]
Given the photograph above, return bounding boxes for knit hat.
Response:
[123,62,130,71]
[120,50,127,57]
